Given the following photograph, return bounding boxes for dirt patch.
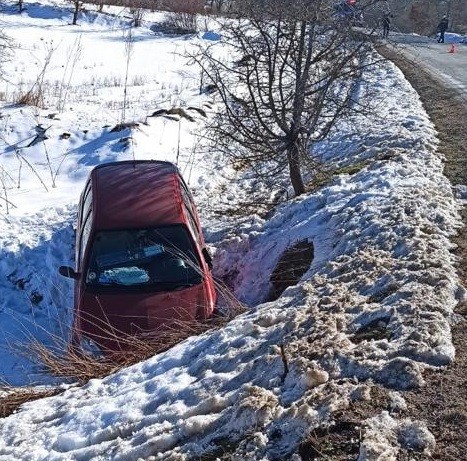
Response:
[299,385,390,460]
[377,45,467,461]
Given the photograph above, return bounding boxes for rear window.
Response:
[85,225,202,291]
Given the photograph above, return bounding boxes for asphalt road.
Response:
[385,32,467,100]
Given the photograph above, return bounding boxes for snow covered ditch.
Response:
[0,4,465,459]
[0,66,464,461]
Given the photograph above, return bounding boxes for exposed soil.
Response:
[376,45,467,461]
[268,239,314,301]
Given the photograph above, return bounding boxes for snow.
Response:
[0,2,465,459]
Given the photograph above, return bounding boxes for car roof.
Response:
[90,160,186,230]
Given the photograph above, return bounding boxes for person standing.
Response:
[437,15,449,43]
[382,14,391,38]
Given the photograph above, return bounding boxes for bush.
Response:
[157,0,205,34]
[162,0,204,14]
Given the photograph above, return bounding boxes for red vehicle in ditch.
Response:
[59,160,217,354]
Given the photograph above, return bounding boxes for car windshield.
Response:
[85,226,202,289]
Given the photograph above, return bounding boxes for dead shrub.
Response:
[16,89,45,108]
[15,40,55,108]
[158,0,205,34]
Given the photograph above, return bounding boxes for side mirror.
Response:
[202,248,213,270]
[59,266,80,280]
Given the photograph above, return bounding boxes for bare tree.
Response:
[68,0,84,25]
[130,8,145,26]
[385,0,467,34]
[407,0,438,34]
[207,0,234,14]
[438,0,467,31]
[193,0,381,196]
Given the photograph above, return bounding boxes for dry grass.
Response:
[27,317,224,383]
[21,282,244,385]
[0,387,61,418]
[16,89,45,108]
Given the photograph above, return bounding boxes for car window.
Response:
[78,209,93,268]
[85,225,202,290]
[76,181,92,265]
[178,180,202,244]
[81,182,92,224]
[183,203,202,244]
[77,181,91,225]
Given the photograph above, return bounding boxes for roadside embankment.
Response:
[377,44,467,461]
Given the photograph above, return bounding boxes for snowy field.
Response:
[0,1,465,459]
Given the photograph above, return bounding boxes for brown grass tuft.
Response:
[0,387,61,418]
[16,89,44,108]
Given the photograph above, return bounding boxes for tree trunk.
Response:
[287,141,305,196]
[72,2,79,25]
[286,20,311,197]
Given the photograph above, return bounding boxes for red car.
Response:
[59,160,216,354]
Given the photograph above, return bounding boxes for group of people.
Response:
[380,13,450,43]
